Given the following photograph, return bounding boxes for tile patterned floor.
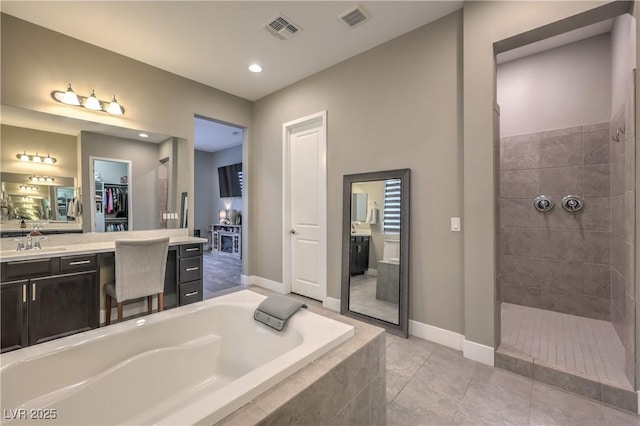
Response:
[501,303,630,389]
[202,250,243,299]
[385,334,640,425]
[349,274,399,324]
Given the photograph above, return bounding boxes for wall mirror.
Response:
[0,105,189,235]
[341,169,410,337]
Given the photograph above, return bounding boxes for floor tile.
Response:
[529,382,606,425]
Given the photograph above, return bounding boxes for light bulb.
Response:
[61,83,81,106]
[107,95,123,115]
[32,154,42,163]
[84,90,102,110]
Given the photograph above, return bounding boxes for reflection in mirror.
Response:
[0,106,189,234]
[341,169,410,337]
[1,172,80,223]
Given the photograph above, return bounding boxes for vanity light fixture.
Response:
[16,152,57,164]
[19,185,39,191]
[29,175,55,183]
[52,83,125,115]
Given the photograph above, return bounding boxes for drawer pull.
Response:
[185,266,199,272]
[185,247,199,252]
[184,291,199,297]
[32,283,36,302]
[22,284,26,303]
[69,260,91,266]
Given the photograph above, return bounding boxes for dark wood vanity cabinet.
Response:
[162,243,204,309]
[0,254,99,353]
[1,279,29,352]
[350,236,370,275]
[177,243,203,306]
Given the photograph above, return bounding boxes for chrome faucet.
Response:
[25,234,33,250]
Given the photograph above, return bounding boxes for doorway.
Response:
[193,116,245,298]
[495,14,637,410]
[282,111,327,301]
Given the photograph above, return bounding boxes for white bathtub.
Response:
[0,290,354,425]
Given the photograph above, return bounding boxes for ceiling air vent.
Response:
[339,5,369,29]
[263,14,302,41]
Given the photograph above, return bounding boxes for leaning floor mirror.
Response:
[341,169,410,337]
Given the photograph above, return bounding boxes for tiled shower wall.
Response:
[610,72,636,385]
[499,123,612,320]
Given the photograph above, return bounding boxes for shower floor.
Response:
[500,303,631,390]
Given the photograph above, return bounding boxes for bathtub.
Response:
[0,290,354,425]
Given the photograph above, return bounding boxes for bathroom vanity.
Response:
[0,230,205,353]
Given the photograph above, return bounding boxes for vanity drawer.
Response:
[179,280,202,305]
[60,255,97,273]
[179,257,202,283]
[179,244,202,258]
[4,258,53,280]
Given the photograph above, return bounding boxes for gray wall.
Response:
[253,11,465,333]
[193,145,243,237]
[80,132,161,232]
[497,34,612,137]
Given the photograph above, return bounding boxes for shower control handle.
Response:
[561,195,584,213]
[533,195,554,213]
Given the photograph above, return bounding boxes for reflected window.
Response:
[383,179,401,234]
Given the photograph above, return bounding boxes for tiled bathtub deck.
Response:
[497,303,636,412]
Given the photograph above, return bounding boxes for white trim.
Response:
[463,339,495,366]
[637,391,640,414]
[251,275,286,294]
[408,319,495,365]
[282,111,327,300]
[240,274,252,285]
[409,319,464,351]
[323,297,341,312]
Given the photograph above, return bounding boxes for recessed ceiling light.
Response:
[139,133,149,138]
[248,64,262,73]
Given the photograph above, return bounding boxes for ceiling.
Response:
[1,1,463,152]
[0,1,614,152]
[0,1,463,102]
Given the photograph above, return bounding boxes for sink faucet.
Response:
[25,234,33,250]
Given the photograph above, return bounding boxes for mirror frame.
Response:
[340,168,410,337]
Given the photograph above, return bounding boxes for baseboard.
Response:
[463,339,495,366]
[323,297,341,312]
[250,275,286,294]
[409,319,464,351]
[240,274,252,285]
[637,391,640,414]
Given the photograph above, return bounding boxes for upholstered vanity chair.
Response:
[105,236,170,325]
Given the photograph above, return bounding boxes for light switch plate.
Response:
[451,217,461,232]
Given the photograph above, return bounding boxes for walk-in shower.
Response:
[495,15,637,412]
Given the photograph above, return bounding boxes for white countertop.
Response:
[0,229,206,262]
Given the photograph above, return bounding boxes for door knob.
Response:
[289,229,297,235]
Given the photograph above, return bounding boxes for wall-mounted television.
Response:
[218,162,243,198]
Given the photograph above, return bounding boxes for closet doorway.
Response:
[90,157,132,233]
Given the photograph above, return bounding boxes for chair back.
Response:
[114,236,170,301]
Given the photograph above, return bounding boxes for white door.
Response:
[283,112,327,301]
